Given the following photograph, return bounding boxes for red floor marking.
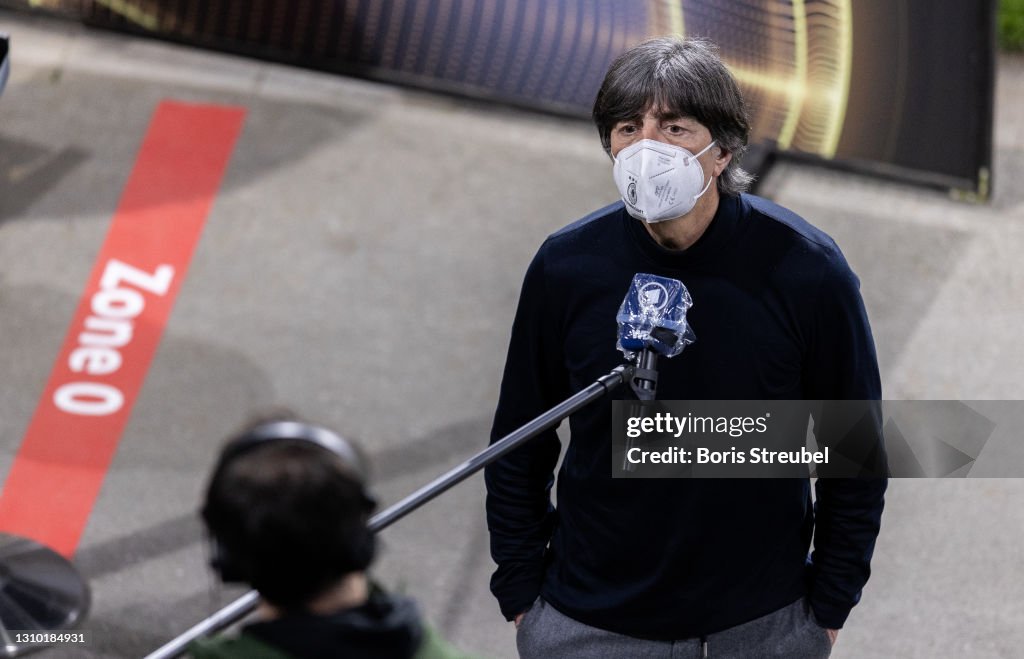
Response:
[0,101,246,557]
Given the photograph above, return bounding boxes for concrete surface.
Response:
[1,9,1023,658]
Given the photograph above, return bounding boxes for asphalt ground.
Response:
[1,10,1023,658]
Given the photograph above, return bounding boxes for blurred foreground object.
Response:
[0,535,90,657]
[0,34,9,96]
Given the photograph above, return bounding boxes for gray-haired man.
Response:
[485,37,886,658]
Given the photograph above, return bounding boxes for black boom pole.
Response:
[144,364,632,659]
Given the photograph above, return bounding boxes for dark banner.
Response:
[1,0,995,197]
[611,400,1021,478]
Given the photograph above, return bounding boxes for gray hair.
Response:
[592,37,753,196]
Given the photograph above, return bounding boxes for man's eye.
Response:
[666,125,686,134]
[619,125,638,134]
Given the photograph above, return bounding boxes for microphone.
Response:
[616,273,695,401]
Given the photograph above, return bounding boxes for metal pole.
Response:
[370,365,628,531]
[142,591,260,659]
[144,365,630,659]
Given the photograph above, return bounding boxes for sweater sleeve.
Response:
[802,254,888,630]
[484,245,567,621]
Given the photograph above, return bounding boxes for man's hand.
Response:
[514,611,526,628]
[826,629,839,646]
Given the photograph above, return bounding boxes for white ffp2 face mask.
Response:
[613,139,716,223]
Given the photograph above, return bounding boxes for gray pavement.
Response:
[1,10,1023,658]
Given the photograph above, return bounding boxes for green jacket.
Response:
[189,587,474,659]
[190,624,468,659]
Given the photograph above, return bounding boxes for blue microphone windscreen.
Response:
[616,273,696,358]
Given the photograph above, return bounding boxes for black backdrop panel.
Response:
[1,0,995,197]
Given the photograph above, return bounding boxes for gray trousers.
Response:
[516,597,833,659]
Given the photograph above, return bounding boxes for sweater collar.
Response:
[624,193,744,268]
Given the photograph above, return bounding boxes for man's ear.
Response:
[713,148,733,177]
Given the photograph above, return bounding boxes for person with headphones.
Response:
[190,416,469,659]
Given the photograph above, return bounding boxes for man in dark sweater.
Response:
[484,38,886,658]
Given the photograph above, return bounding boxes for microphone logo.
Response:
[639,282,669,313]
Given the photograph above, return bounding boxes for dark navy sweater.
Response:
[484,193,886,640]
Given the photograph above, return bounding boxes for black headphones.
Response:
[205,420,377,585]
